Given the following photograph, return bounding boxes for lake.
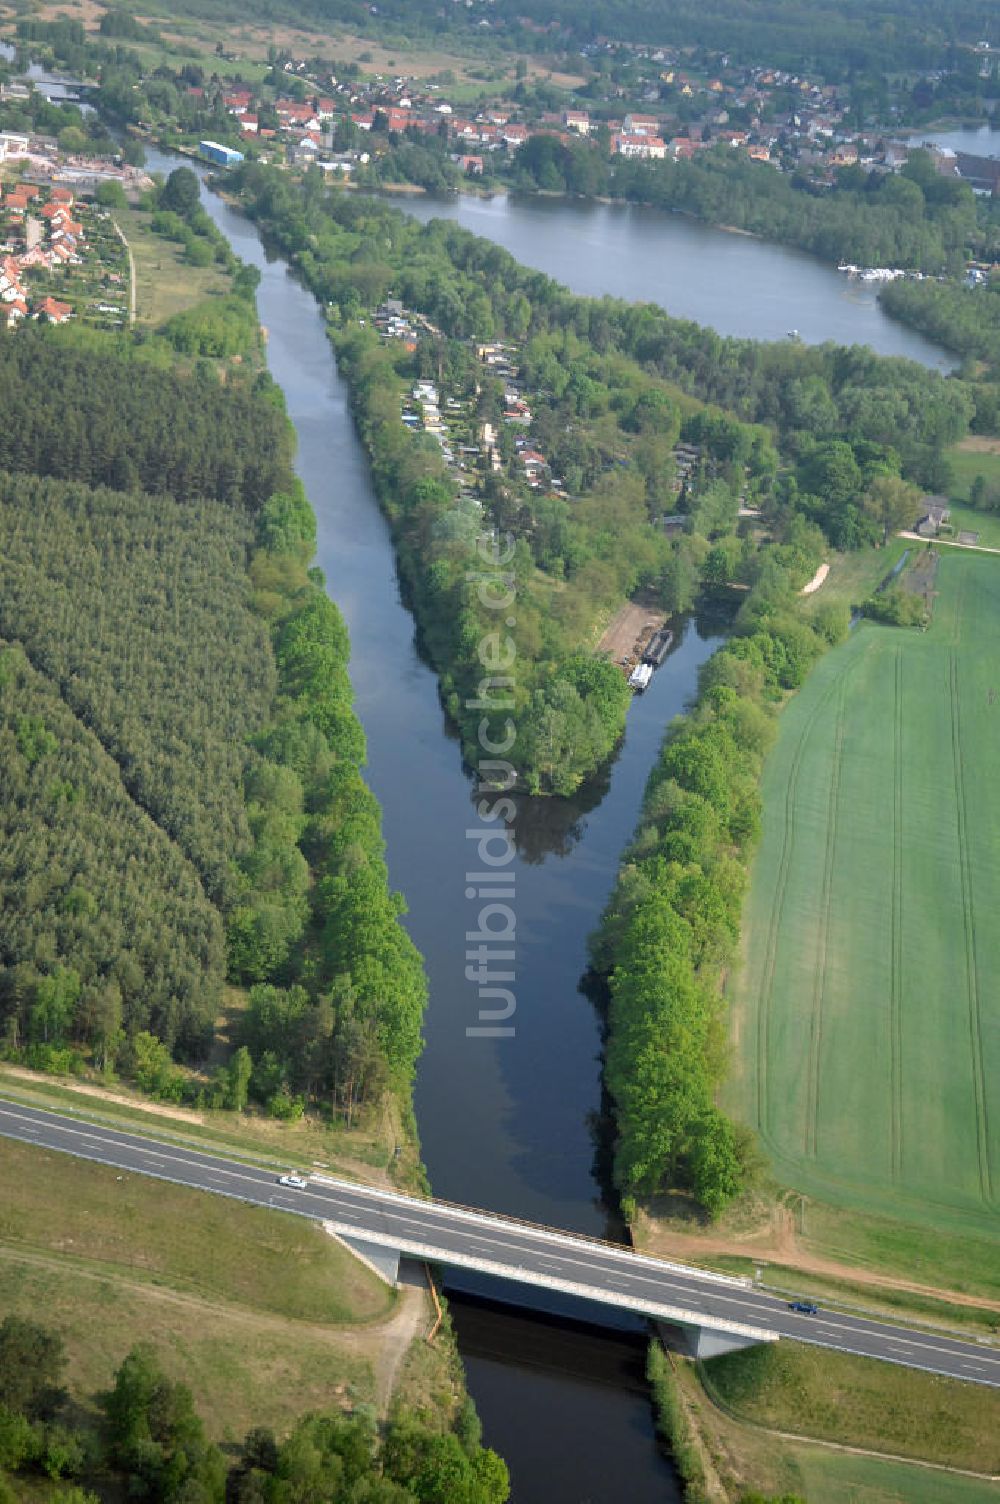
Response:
[396,189,951,365]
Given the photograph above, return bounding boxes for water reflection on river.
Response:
[144,146,686,1501]
[141,146,955,1501]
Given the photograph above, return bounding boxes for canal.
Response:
[144,148,950,1501]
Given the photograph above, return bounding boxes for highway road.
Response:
[1,1098,998,1388]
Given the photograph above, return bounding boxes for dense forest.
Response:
[231,167,973,796]
[0,474,273,913]
[0,636,224,1058]
[881,276,1000,382]
[0,331,290,507]
[0,325,426,1124]
[0,1317,509,1504]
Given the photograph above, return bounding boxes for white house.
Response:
[0,133,30,160]
[614,132,667,160]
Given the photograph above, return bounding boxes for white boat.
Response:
[628,662,653,692]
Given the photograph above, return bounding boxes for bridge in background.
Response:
[0,1098,998,1385]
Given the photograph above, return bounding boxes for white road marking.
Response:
[2,1102,999,1385]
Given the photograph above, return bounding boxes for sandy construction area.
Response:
[596,599,666,668]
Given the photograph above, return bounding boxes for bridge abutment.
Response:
[325,1225,401,1286]
[655,1319,773,1362]
[684,1325,768,1360]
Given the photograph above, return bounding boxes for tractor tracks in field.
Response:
[755,667,847,1144]
[948,648,994,1206]
[889,647,904,1183]
[804,672,848,1161]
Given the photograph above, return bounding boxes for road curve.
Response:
[0,1098,997,1388]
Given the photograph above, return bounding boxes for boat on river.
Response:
[643,627,674,667]
[628,662,653,692]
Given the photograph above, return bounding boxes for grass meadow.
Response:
[0,1136,401,1440]
[702,1340,1000,1472]
[113,206,231,326]
[729,551,1000,1258]
[674,1348,1000,1504]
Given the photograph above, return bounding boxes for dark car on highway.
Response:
[788,1299,819,1315]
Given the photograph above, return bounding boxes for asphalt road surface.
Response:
[0,1098,997,1388]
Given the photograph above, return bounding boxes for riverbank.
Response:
[471,141,993,277]
[393,189,954,359]
[589,529,835,1220]
[141,146,987,1501]
[361,146,989,281]
[157,143,689,1503]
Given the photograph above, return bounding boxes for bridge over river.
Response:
[1,1099,997,1387]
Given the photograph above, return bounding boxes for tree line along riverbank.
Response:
[225,162,978,1214]
[367,135,997,278]
[228,164,975,797]
[0,201,427,1146]
[0,172,513,1503]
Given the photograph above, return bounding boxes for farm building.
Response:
[915,498,952,537]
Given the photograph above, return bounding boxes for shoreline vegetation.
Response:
[0,168,510,1504]
[589,529,841,1215]
[0,170,430,1149]
[151,134,999,374]
[593,529,1000,1238]
[354,135,994,276]
[357,145,1000,372]
[221,163,991,1224]
[227,163,974,801]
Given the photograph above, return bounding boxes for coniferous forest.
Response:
[0,331,291,506]
[0,326,427,1115]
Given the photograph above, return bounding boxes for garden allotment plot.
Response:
[734,552,1000,1233]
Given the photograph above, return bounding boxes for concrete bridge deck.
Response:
[0,1099,997,1384]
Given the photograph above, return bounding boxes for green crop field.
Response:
[730,551,1000,1243]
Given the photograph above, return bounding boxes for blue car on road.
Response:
[788,1299,819,1315]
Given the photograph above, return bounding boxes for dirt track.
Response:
[636,1203,1000,1316]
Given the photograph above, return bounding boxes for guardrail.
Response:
[308,1174,751,1289]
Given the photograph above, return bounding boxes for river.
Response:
[144,147,950,1502]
